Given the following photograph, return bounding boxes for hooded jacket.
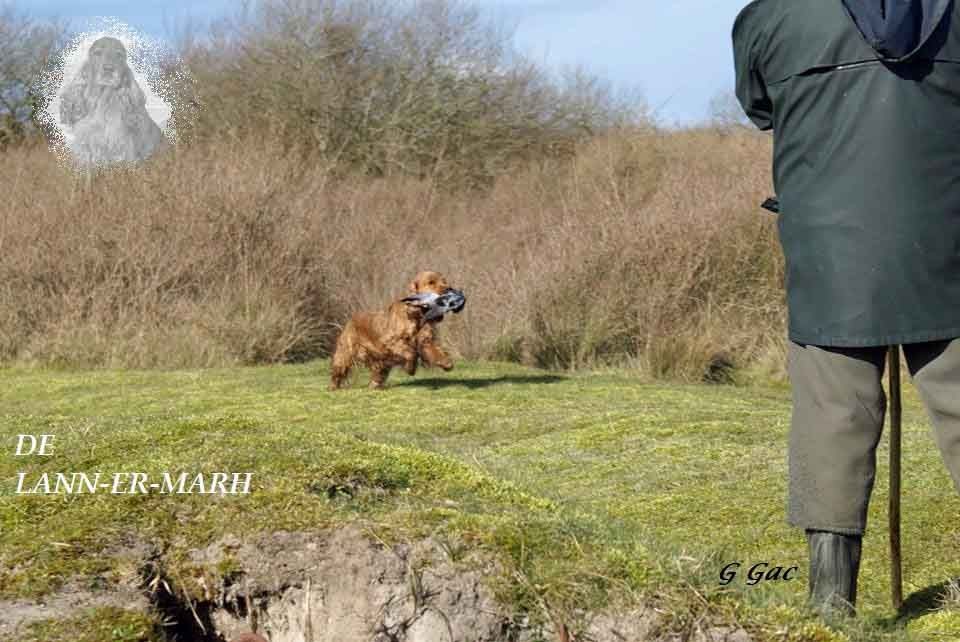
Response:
[733,0,960,346]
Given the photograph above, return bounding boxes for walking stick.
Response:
[888,345,903,610]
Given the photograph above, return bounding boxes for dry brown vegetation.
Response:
[0,0,783,380]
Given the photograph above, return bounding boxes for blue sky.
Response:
[20,0,749,125]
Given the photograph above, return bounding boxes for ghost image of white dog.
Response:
[58,36,166,165]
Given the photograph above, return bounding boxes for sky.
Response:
[20,0,749,126]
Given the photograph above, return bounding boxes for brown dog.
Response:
[329,271,457,390]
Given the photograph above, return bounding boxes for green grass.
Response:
[1,361,958,641]
[21,608,161,642]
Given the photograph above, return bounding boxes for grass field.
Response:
[1,361,959,641]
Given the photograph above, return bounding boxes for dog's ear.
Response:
[408,279,419,293]
[124,67,147,107]
[59,84,88,126]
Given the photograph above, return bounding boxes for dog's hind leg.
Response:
[329,337,354,391]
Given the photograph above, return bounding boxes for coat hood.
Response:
[841,0,952,59]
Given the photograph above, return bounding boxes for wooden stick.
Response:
[889,345,903,611]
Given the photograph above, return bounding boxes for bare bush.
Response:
[0,138,348,367]
[0,125,780,377]
[181,0,639,187]
[483,126,782,379]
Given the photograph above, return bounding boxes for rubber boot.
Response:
[806,529,862,617]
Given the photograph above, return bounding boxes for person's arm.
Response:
[732,5,774,131]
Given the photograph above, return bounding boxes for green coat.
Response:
[733,0,960,346]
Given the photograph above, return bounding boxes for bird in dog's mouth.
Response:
[402,288,466,320]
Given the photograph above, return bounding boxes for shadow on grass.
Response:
[397,374,567,389]
[875,577,960,629]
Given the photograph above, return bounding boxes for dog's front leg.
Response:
[402,348,419,376]
[369,363,391,389]
[421,343,452,371]
[418,325,453,371]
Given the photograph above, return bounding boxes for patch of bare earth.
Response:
[1,527,752,641]
[0,538,153,637]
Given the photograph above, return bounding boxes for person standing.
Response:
[733,0,960,616]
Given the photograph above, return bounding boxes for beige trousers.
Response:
[787,339,960,535]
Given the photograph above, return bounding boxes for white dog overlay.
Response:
[34,17,194,170]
